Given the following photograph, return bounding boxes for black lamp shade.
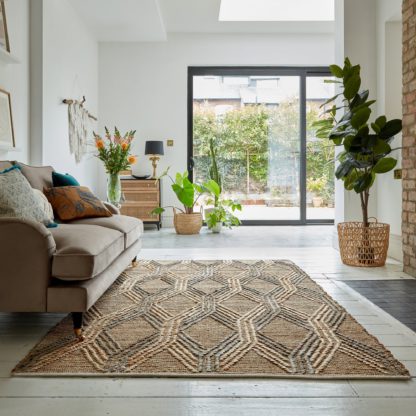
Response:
[145,140,164,156]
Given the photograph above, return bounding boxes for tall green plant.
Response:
[314,58,402,227]
[208,138,222,206]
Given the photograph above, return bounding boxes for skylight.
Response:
[219,0,335,22]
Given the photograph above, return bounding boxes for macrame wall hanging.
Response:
[63,96,97,164]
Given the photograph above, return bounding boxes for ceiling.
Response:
[70,0,335,42]
[70,0,167,42]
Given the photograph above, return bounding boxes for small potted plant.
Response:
[203,138,242,233]
[314,58,402,267]
[204,180,242,233]
[152,169,213,235]
[307,177,327,208]
[94,127,137,206]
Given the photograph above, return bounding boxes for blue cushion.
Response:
[52,172,80,187]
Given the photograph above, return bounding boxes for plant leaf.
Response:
[375,115,387,129]
[344,75,361,100]
[373,157,397,173]
[379,119,402,140]
[373,139,391,155]
[351,107,371,129]
[353,172,373,193]
[329,64,344,78]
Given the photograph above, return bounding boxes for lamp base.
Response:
[149,155,160,178]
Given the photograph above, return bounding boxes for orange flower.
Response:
[121,142,129,151]
[95,139,105,149]
[128,155,137,165]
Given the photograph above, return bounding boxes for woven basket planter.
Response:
[338,221,390,267]
[173,210,202,235]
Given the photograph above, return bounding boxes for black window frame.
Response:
[187,66,334,226]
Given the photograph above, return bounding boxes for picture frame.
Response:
[0,0,10,53]
[0,88,15,148]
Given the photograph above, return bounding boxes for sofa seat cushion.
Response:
[50,224,124,281]
[69,215,143,249]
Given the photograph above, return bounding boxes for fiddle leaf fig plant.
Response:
[314,58,402,227]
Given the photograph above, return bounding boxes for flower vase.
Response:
[107,173,122,206]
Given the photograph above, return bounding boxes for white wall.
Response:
[99,33,334,222]
[40,0,99,190]
[376,0,402,260]
[334,0,379,228]
[0,0,30,164]
[333,0,402,260]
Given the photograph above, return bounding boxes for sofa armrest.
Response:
[0,218,56,312]
[103,201,120,215]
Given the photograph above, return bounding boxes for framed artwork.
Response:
[0,88,15,148]
[0,0,10,52]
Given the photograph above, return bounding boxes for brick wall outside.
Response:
[403,0,416,276]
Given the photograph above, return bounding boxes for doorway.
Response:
[188,67,335,225]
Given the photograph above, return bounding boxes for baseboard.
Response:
[161,214,174,228]
[388,233,402,262]
[332,228,339,251]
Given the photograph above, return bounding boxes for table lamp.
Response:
[145,140,164,178]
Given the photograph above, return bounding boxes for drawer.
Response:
[120,204,160,221]
[121,180,159,190]
[123,190,159,203]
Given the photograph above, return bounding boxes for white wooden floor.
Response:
[1,226,416,415]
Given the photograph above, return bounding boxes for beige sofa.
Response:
[0,161,143,339]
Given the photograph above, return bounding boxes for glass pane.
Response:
[306,76,335,220]
[193,75,301,221]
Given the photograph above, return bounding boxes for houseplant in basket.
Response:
[152,169,214,235]
[94,127,137,206]
[314,58,402,267]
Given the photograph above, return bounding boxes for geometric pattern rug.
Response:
[13,260,410,379]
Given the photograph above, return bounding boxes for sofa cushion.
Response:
[52,171,80,187]
[44,186,112,221]
[0,166,53,226]
[17,162,54,191]
[50,224,124,281]
[69,215,143,249]
[0,161,12,171]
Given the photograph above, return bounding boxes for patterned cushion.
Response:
[0,166,52,226]
[44,186,112,221]
[33,189,55,223]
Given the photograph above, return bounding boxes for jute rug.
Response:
[13,260,410,379]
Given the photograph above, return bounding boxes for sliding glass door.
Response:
[188,67,334,225]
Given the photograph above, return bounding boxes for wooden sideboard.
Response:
[120,179,161,229]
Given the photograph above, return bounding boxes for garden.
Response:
[193,100,335,208]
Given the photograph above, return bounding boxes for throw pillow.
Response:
[33,189,55,223]
[52,171,80,187]
[0,166,54,226]
[44,186,112,221]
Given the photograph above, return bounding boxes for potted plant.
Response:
[204,180,242,233]
[203,138,242,233]
[314,58,402,267]
[203,138,222,220]
[307,177,327,207]
[94,127,137,206]
[152,170,213,235]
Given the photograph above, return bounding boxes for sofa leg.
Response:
[72,312,84,341]
[132,256,138,267]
